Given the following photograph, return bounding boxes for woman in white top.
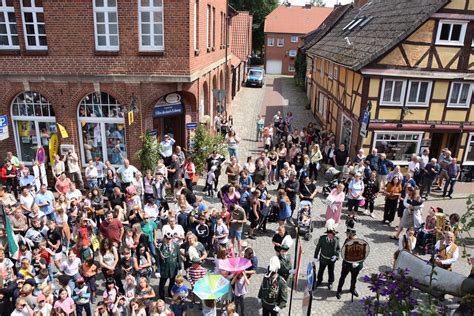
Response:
[407,154,420,177]
[19,186,35,214]
[347,173,365,220]
[226,130,240,160]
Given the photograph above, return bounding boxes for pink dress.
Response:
[325,189,345,224]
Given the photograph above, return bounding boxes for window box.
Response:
[380,79,407,106]
[373,131,423,165]
[435,20,467,46]
[447,82,472,108]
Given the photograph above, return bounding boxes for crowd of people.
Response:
[0,107,467,316]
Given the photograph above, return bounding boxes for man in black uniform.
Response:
[336,219,363,299]
[314,219,340,290]
[258,256,288,316]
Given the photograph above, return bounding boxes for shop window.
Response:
[436,20,467,46]
[20,0,47,50]
[380,79,406,106]
[374,132,423,164]
[11,91,56,163]
[447,82,472,108]
[78,92,126,166]
[93,0,119,51]
[0,0,19,49]
[464,133,474,164]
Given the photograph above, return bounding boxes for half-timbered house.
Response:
[306,0,474,170]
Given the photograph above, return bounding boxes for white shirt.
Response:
[215,223,229,245]
[160,138,175,157]
[144,204,159,221]
[162,224,185,245]
[65,153,80,173]
[85,165,98,179]
[60,257,81,276]
[435,240,459,266]
[95,161,106,178]
[408,161,419,173]
[20,194,35,210]
[66,189,82,201]
[117,165,138,183]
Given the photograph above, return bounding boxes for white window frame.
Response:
[463,133,474,165]
[380,79,407,106]
[194,0,198,50]
[328,62,333,79]
[291,35,298,43]
[318,92,328,119]
[0,0,19,49]
[435,20,468,46]
[288,64,295,72]
[20,0,47,50]
[11,91,56,164]
[138,0,164,51]
[447,82,472,108]
[277,38,284,47]
[93,0,119,51]
[406,80,432,107]
[288,49,297,57]
[333,65,338,80]
[77,93,127,166]
[267,37,274,47]
[206,4,210,48]
[373,131,423,165]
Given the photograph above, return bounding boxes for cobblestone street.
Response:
[191,75,473,316]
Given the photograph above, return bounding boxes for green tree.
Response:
[229,0,279,55]
[135,133,161,172]
[190,124,227,174]
[312,0,326,7]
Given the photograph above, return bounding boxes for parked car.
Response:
[246,67,264,88]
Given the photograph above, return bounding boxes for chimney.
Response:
[354,0,369,7]
[284,1,291,7]
[304,2,312,9]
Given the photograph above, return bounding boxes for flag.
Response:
[128,111,134,126]
[294,242,303,290]
[4,210,19,259]
[57,123,69,138]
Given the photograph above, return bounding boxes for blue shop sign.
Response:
[153,103,184,118]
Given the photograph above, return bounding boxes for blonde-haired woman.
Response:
[310,143,323,180]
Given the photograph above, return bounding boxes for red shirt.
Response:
[40,249,52,264]
[55,177,71,194]
[99,219,123,243]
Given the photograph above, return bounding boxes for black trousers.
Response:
[383,198,398,223]
[337,261,362,292]
[76,303,92,316]
[158,275,176,299]
[317,258,335,284]
[262,308,278,316]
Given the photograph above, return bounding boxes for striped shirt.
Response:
[188,265,207,287]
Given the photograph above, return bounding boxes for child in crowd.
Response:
[170,275,189,299]
[231,272,249,316]
[188,257,207,308]
[206,166,217,197]
[73,277,91,316]
[195,215,210,250]
[170,295,188,316]
[80,253,97,304]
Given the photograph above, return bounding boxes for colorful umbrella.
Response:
[218,257,252,273]
[192,274,231,300]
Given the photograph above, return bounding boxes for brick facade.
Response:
[264,33,301,75]
[0,0,246,168]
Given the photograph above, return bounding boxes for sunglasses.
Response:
[38,300,45,303]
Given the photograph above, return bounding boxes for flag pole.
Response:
[288,227,299,315]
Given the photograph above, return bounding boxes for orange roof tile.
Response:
[231,12,253,61]
[264,5,333,34]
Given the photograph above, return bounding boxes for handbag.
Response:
[358,198,366,207]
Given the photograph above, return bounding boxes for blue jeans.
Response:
[443,178,456,196]
[228,147,238,159]
[87,179,98,189]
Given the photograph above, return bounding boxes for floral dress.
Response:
[363,179,379,203]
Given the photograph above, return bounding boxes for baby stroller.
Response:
[297,201,313,240]
[322,167,341,196]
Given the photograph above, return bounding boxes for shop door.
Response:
[429,133,461,158]
[154,115,185,148]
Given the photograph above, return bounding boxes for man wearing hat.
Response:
[336,219,363,299]
[157,231,183,300]
[274,235,294,283]
[258,256,288,316]
[314,219,340,290]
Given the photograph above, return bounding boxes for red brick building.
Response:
[230,11,252,98]
[264,3,332,75]
[0,0,250,168]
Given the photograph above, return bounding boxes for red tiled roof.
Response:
[231,11,253,61]
[264,5,333,34]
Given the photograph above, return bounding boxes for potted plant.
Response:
[135,133,161,172]
[190,123,226,176]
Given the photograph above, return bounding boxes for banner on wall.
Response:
[49,134,59,165]
[18,121,30,137]
[57,123,69,138]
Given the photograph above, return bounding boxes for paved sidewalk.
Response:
[189,75,473,316]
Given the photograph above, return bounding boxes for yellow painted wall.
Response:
[445,0,466,10]
[368,79,380,98]
[469,108,474,122]
[370,101,378,119]
[378,47,407,66]
[458,149,464,161]
[378,108,401,120]
[432,81,449,99]
[461,133,467,146]
[403,44,430,68]
[406,20,435,43]
[469,0,474,10]
[404,109,427,120]
[428,103,444,121]
[353,95,361,116]
[444,110,468,122]
[436,47,459,69]
[469,54,474,71]
[354,73,363,94]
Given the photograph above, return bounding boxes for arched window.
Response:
[11,91,56,163]
[78,92,126,165]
